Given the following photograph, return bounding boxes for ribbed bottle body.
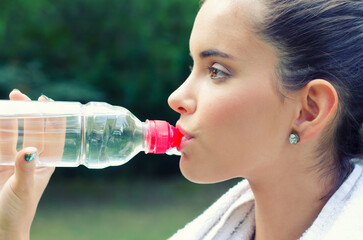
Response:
[0,101,146,168]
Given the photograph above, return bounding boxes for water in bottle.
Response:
[0,101,183,168]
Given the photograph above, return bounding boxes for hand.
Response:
[0,90,55,240]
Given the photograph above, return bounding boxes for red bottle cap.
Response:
[146,120,183,154]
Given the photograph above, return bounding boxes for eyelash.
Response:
[207,66,230,81]
[188,64,231,82]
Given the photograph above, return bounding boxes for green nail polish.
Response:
[41,93,50,100]
[24,152,37,162]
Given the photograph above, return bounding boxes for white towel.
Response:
[171,179,255,240]
[301,160,363,240]
[171,161,363,240]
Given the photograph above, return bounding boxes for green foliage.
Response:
[0,0,199,177]
[0,0,198,117]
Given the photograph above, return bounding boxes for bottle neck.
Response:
[143,120,183,154]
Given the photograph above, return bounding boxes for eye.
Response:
[207,63,231,81]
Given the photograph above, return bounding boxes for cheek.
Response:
[201,87,268,133]
[200,85,284,160]
[196,89,257,160]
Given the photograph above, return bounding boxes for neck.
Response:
[248,157,333,240]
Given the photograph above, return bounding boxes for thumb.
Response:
[11,147,38,198]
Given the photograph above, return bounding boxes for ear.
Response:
[293,79,339,143]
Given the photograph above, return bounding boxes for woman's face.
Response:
[168,0,295,183]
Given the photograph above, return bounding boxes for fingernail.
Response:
[12,89,21,93]
[24,152,37,162]
[40,93,50,101]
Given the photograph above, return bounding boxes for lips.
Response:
[176,125,194,151]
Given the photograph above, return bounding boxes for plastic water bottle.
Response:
[0,101,183,168]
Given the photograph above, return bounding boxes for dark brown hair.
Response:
[258,0,362,195]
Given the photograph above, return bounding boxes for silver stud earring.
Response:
[289,133,300,145]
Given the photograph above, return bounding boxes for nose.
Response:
[168,76,197,115]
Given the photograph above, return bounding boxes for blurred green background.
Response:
[0,0,241,239]
[0,0,197,176]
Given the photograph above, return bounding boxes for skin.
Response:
[168,0,339,239]
[0,90,55,240]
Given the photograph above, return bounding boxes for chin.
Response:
[179,159,233,184]
[181,174,218,184]
[179,160,210,183]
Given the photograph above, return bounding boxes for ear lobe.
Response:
[293,79,339,142]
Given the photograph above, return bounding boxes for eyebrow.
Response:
[199,49,234,59]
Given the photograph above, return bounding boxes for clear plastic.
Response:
[0,100,181,169]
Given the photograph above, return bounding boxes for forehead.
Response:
[190,0,267,59]
[199,0,264,24]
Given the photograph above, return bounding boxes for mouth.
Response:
[176,125,194,151]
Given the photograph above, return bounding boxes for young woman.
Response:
[0,0,362,239]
